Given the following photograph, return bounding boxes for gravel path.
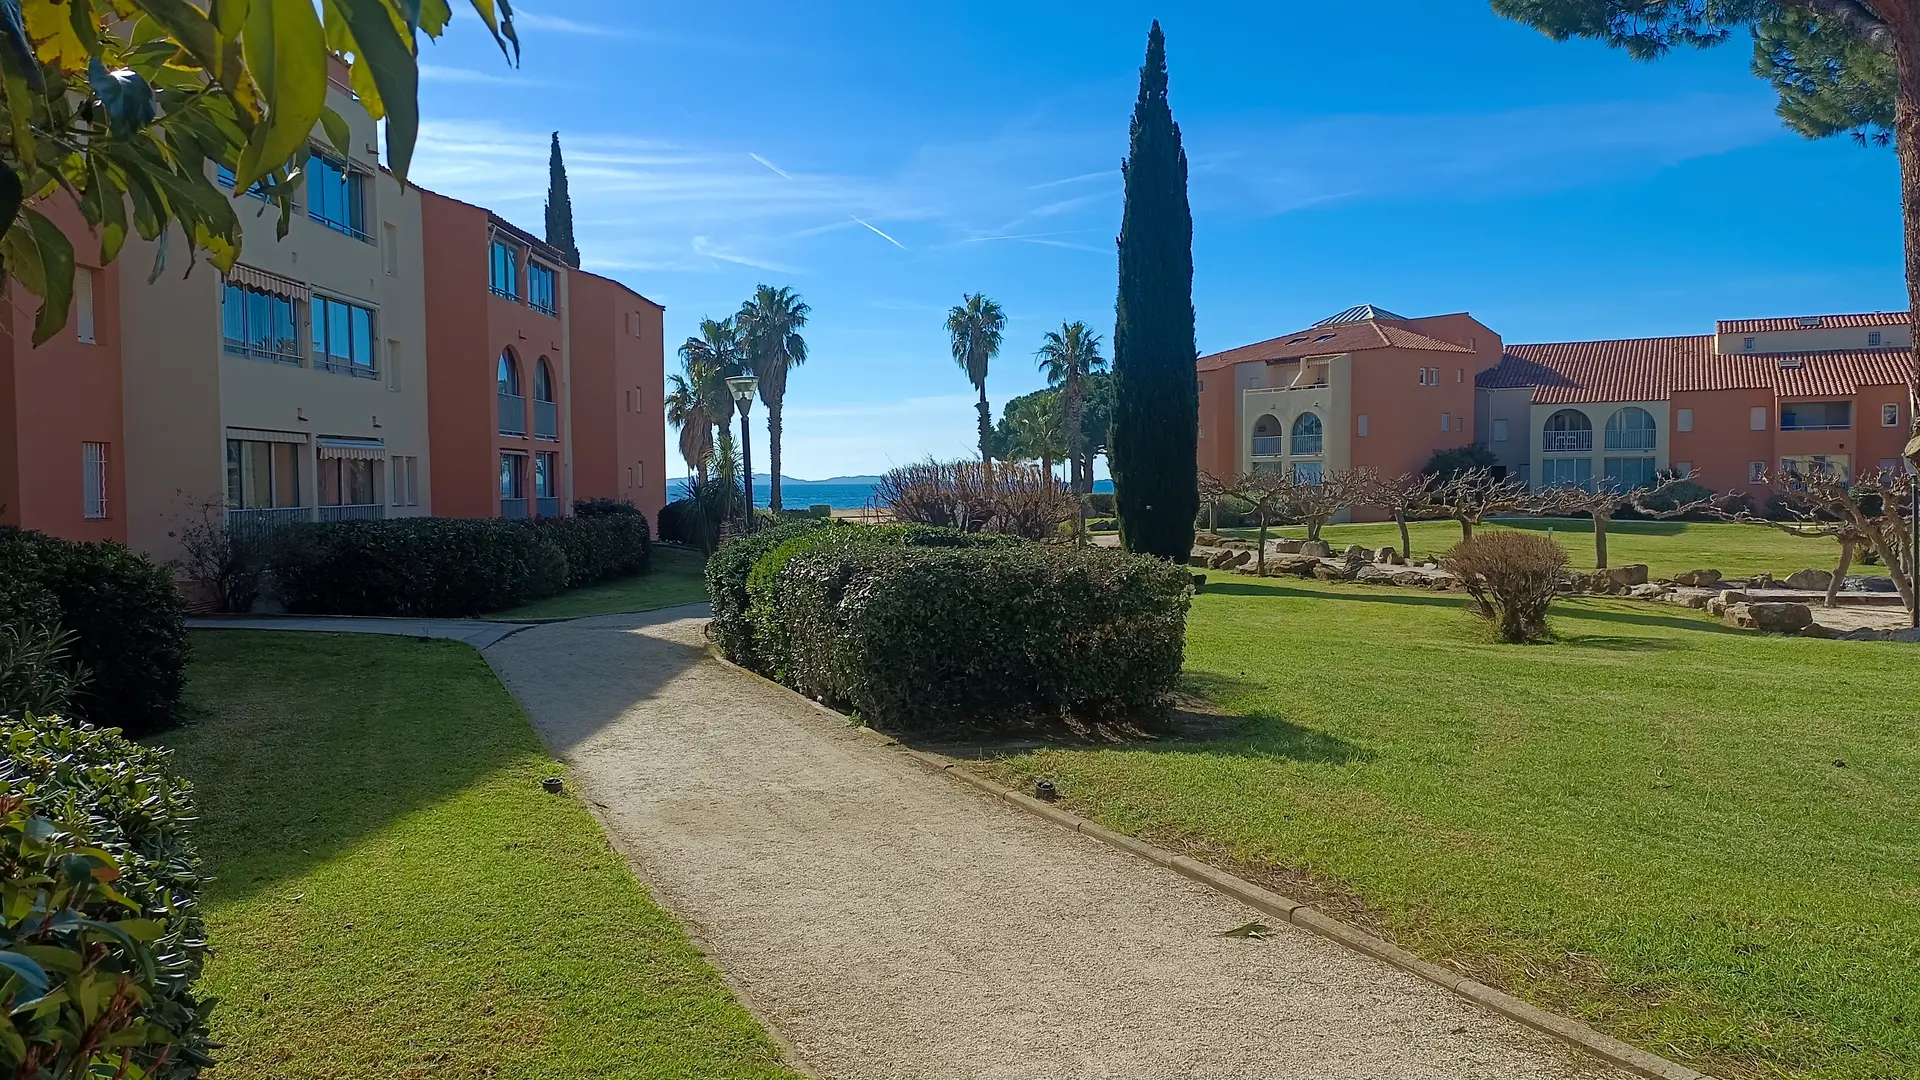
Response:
[485,608,1624,1080]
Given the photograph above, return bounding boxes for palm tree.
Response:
[677,317,746,489]
[1036,320,1106,496]
[947,293,1006,467]
[664,370,713,483]
[1004,392,1068,479]
[736,286,809,513]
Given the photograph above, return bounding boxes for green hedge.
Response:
[705,519,837,663]
[1,713,213,1077]
[271,514,651,618]
[0,530,187,735]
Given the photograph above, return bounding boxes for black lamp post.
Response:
[727,375,760,534]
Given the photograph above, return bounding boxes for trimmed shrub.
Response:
[0,531,187,735]
[657,498,698,545]
[705,519,838,662]
[1084,491,1117,517]
[573,497,644,519]
[270,515,650,618]
[768,543,1190,731]
[1443,531,1568,644]
[1,713,213,1077]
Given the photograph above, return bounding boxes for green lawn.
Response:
[162,632,799,1080]
[1218,517,1871,581]
[494,545,709,621]
[988,580,1920,1080]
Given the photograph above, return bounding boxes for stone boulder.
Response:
[1782,568,1833,592]
[1606,564,1650,588]
[1724,601,1814,634]
[1300,539,1333,558]
[1375,546,1406,566]
[1748,572,1775,590]
[1847,575,1899,593]
[1272,539,1304,554]
[1345,544,1372,561]
[1187,553,1211,568]
[1628,583,1670,600]
[1311,563,1346,582]
[1673,569,1722,588]
[1264,555,1321,578]
[1206,550,1234,569]
[1230,550,1252,568]
[1390,570,1430,587]
[1354,565,1398,585]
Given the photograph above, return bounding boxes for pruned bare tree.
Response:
[1356,469,1439,560]
[1535,474,1719,571]
[1427,466,1541,542]
[1267,467,1369,543]
[1718,469,1915,613]
[1198,470,1230,535]
[1224,470,1293,577]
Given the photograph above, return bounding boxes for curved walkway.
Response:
[483,607,1625,1080]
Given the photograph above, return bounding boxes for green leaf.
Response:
[234,0,327,193]
[125,0,224,80]
[0,950,49,999]
[1,65,37,175]
[333,0,419,180]
[462,0,517,61]
[318,103,352,161]
[0,0,45,91]
[1,208,75,344]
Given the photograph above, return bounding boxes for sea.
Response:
[669,477,1116,510]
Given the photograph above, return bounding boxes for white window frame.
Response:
[1676,408,1693,433]
[1674,461,1693,477]
[1492,418,1509,442]
[75,268,97,344]
[1356,413,1369,438]
[1749,460,1767,483]
[82,442,108,519]
[1440,412,1451,432]
[1885,403,1902,428]
[1869,330,1883,347]
[1749,407,1768,431]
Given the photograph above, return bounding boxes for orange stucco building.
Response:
[569,270,667,524]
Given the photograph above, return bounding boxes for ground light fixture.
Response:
[728,375,761,534]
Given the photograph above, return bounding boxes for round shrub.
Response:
[1,713,212,1077]
[705,519,838,663]
[1442,531,1569,643]
[573,497,644,519]
[0,531,187,735]
[657,499,698,545]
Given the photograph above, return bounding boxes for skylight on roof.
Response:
[1312,333,1337,342]
[1287,336,1309,344]
[1796,317,1824,328]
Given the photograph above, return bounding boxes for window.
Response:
[389,456,421,507]
[1440,412,1451,433]
[1292,461,1323,484]
[1456,368,1463,383]
[319,456,380,507]
[1869,331,1882,347]
[1492,418,1509,443]
[1604,407,1657,451]
[533,359,559,441]
[214,164,269,200]
[1290,412,1323,456]
[311,295,377,377]
[1880,458,1905,479]
[1417,368,1428,386]
[498,352,526,437]
[489,239,520,299]
[82,442,108,519]
[222,281,300,362]
[1750,460,1767,483]
[1356,413,1369,438]
[497,351,521,396]
[1742,336,1755,352]
[1197,379,1204,393]
[1542,409,1593,452]
[307,153,369,240]
[636,460,645,487]
[527,261,557,315]
[1781,454,1850,484]
[1673,461,1692,477]
[1540,457,1592,488]
[535,451,558,497]
[1676,408,1693,433]
[1884,403,1902,428]
[383,223,400,275]
[75,268,96,344]
[387,339,402,391]
[1750,406,1768,431]
[1604,456,1658,489]
[225,440,301,509]
[1780,401,1851,431]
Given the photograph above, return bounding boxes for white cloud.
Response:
[419,64,546,87]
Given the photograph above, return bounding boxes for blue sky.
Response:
[409,1,1905,480]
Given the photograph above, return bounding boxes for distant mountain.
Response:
[748,473,883,486]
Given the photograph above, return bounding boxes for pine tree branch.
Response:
[1787,0,1896,55]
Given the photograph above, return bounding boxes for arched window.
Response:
[534,358,555,402]
[1290,412,1323,456]
[497,350,521,396]
[1604,406,1657,452]
[1542,409,1592,452]
[1251,414,1281,457]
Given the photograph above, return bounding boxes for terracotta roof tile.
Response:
[1479,337,1913,404]
[1197,319,1468,374]
[1716,311,1908,334]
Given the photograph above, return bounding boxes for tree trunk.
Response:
[976,385,993,466]
[1306,518,1322,542]
[1593,513,1609,570]
[1827,536,1855,609]
[1396,510,1411,560]
[1256,517,1268,576]
[1460,517,1474,542]
[1890,5,1920,466]
[1040,453,1053,479]
[766,399,783,512]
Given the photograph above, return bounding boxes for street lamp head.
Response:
[726,375,760,412]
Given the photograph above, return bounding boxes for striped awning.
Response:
[316,436,386,461]
[226,264,309,302]
[226,427,307,444]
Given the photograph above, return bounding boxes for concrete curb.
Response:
[706,646,1719,1080]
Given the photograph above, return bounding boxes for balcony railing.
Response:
[1604,432,1658,452]
[1251,435,1282,457]
[317,503,385,523]
[224,338,302,365]
[226,506,310,539]
[534,399,558,441]
[317,356,379,379]
[536,497,560,518]
[500,498,529,520]
[498,392,526,437]
[1780,419,1853,432]
[309,210,373,243]
[1542,430,1593,452]
[1291,435,1324,456]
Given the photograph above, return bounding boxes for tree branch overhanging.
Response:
[1794,0,1896,55]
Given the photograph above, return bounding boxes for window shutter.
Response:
[75,270,96,343]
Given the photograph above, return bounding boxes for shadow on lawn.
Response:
[1202,581,1465,610]
[1553,602,1743,635]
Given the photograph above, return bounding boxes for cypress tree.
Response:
[1111,21,1197,562]
[544,131,581,268]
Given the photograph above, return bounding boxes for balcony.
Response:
[1780,402,1853,432]
[1251,435,1282,457]
[226,506,310,539]
[318,503,385,523]
[534,399,558,441]
[498,392,527,437]
[536,497,560,518]
[317,356,379,380]
[500,498,529,520]
[1542,430,1593,453]
[1291,435,1324,457]
[224,338,302,365]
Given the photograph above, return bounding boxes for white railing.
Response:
[226,506,310,539]
[1291,434,1324,456]
[1604,432,1657,452]
[1251,436,1282,457]
[317,503,385,523]
[498,392,526,436]
[1542,430,1593,452]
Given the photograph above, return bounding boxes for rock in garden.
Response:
[1629,583,1669,599]
[1724,602,1813,633]
[1312,563,1346,581]
[1188,554,1211,568]
[1376,546,1405,565]
[1272,539,1304,554]
[1800,621,1839,639]
[1300,540,1333,558]
[1345,544,1371,561]
[1605,564,1650,588]
[1230,550,1252,568]
[1749,572,1775,589]
[1783,568,1833,592]
[1674,569,1722,588]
